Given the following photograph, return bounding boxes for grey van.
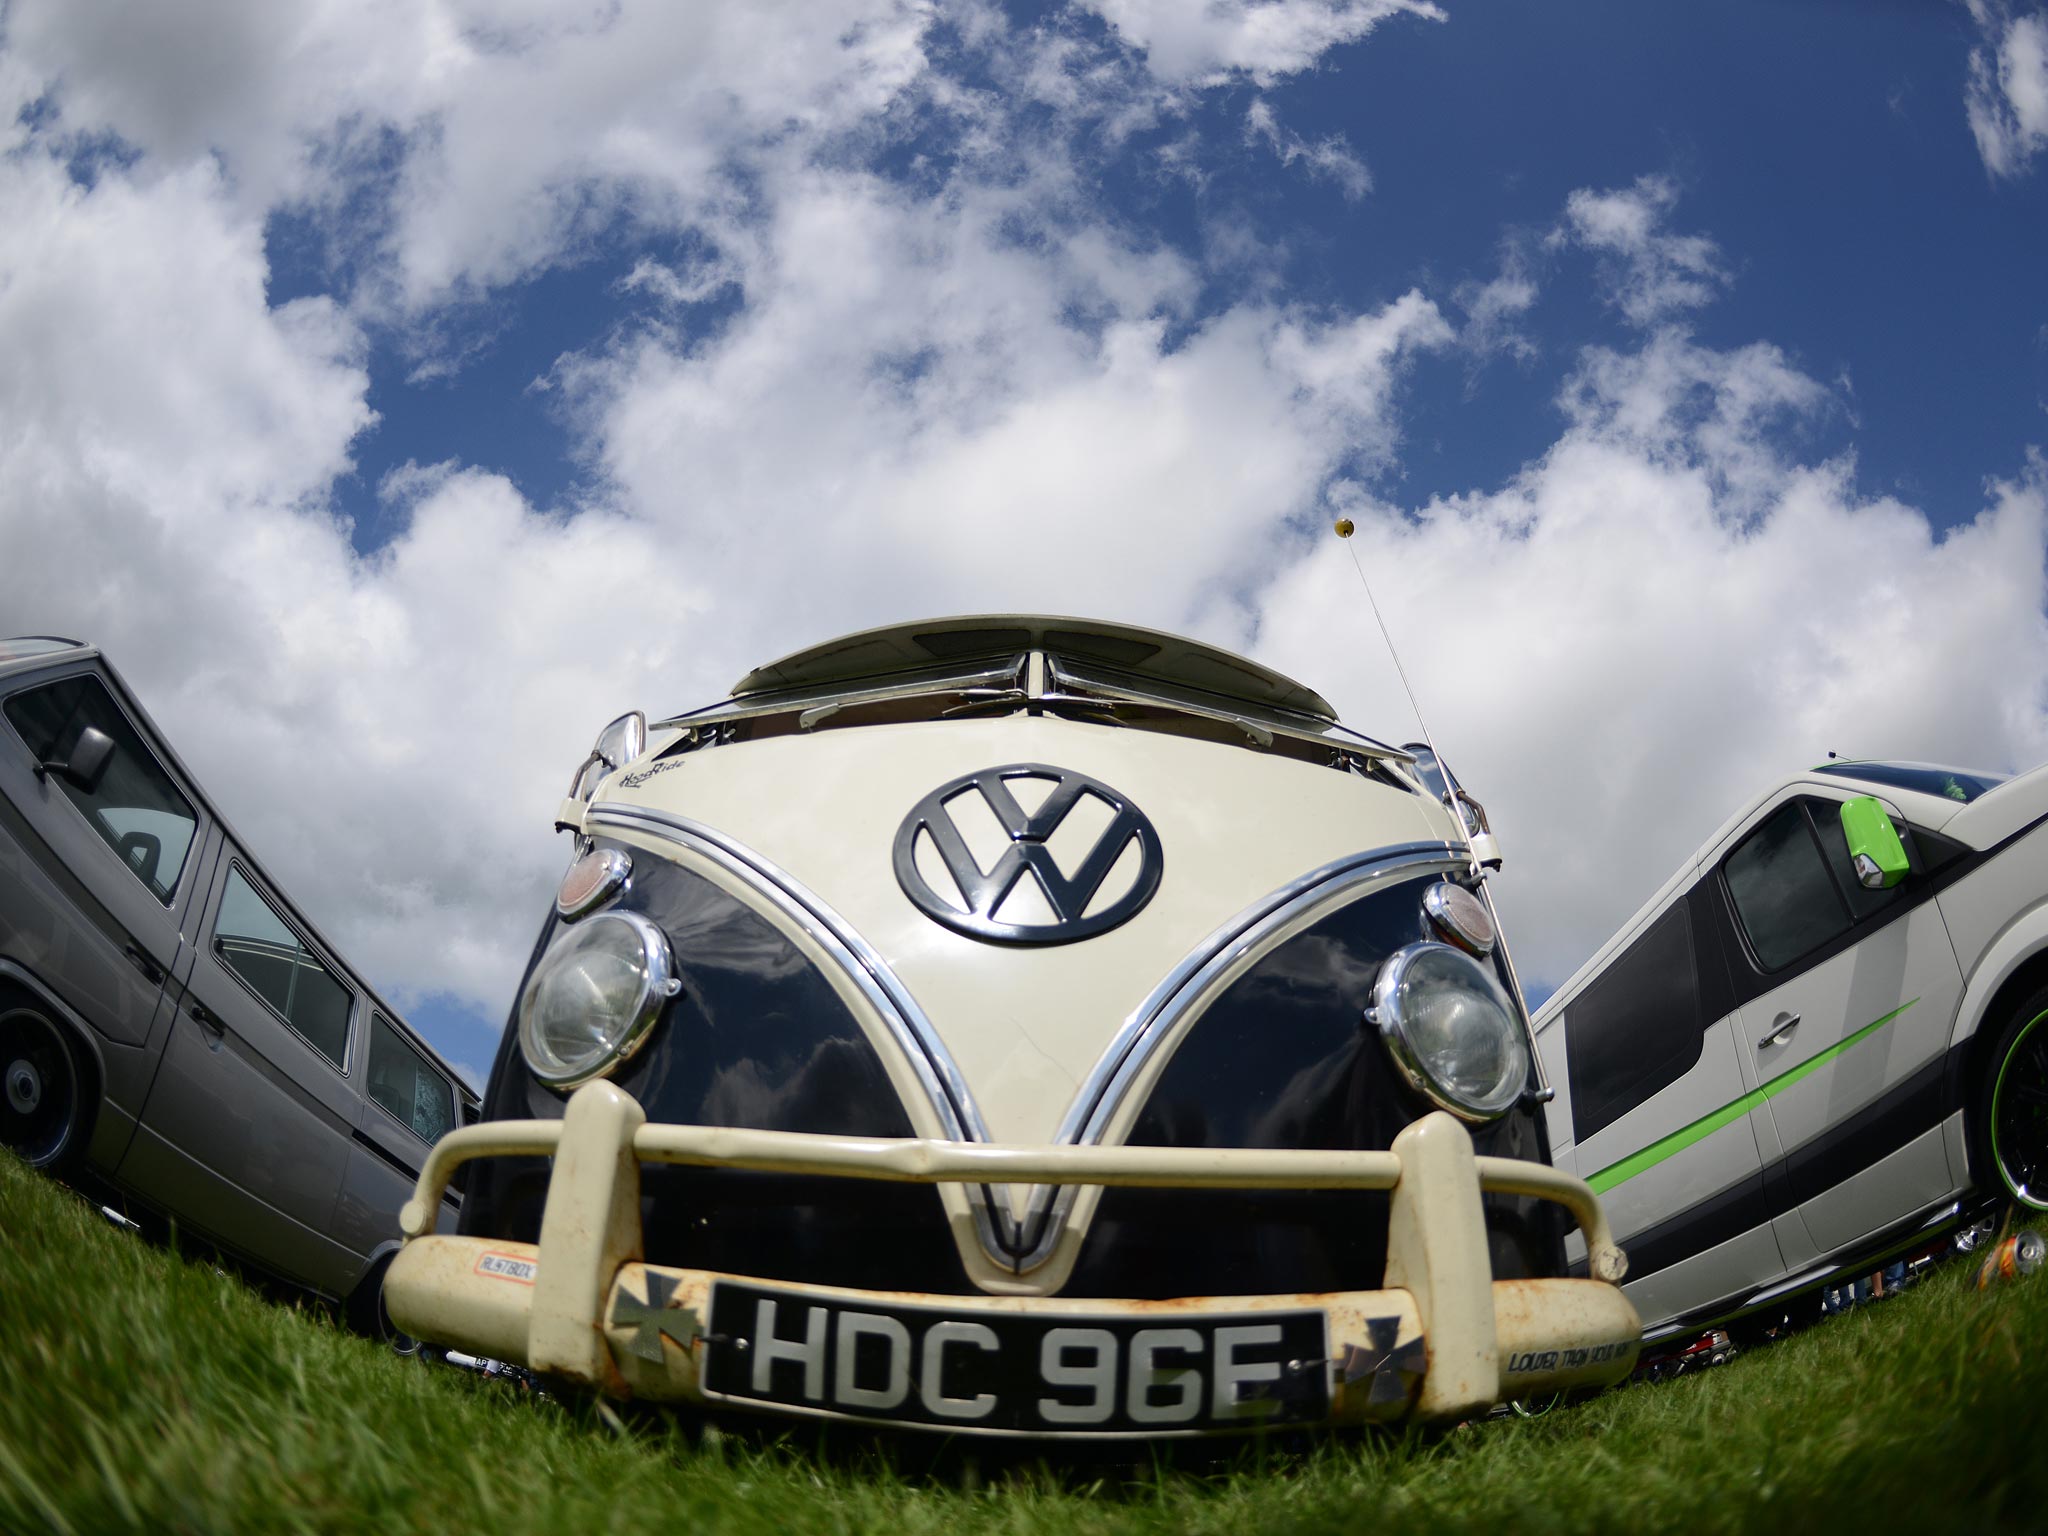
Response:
[0,636,474,1330]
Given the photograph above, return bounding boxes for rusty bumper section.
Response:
[386,1082,1640,1433]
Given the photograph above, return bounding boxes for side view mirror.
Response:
[1453,788,1504,872]
[35,725,116,792]
[556,710,648,833]
[1402,742,1503,871]
[593,712,647,778]
[1840,796,1909,889]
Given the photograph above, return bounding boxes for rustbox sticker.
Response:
[476,1252,539,1285]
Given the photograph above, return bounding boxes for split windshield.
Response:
[661,646,1415,783]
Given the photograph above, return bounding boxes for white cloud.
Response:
[0,0,1417,324]
[0,153,368,537]
[618,255,743,310]
[1964,2,2048,178]
[1244,97,1371,199]
[569,156,1449,654]
[1081,0,1444,86]
[1555,174,1728,327]
[1454,242,1541,367]
[1556,330,1831,517]
[1,0,935,310]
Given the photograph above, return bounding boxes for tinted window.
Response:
[215,867,353,1068]
[1724,803,1853,971]
[367,1013,453,1143]
[1565,902,1704,1142]
[1812,761,2006,804]
[4,674,198,904]
[0,638,82,662]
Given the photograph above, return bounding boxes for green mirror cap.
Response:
[1840,796,1909,889]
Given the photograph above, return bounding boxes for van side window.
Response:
[367,1013,454,1144]
[215,867,353,1069]
[1723,802,1855,971]
[3,674,198,904]
[1565,901,1704,1141]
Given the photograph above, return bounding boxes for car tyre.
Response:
[347,1256,421,1356]
[1976,986,2048,1212]
[0,1005,89,1174]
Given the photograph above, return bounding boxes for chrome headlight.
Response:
[1369,941,1528,1121]
[517,910,679,1089]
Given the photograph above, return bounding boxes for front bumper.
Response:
[387,1082,1639,1434]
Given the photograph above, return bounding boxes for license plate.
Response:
[701,1281,1329,1434]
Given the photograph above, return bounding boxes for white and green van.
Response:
[1534,759,2048,1337]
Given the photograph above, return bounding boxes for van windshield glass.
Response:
[3,674,198,903]
[1813,762,2007,804]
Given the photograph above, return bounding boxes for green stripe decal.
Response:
[1585,998,1919,1196]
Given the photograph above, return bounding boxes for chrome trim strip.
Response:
[584,803,1025,1267]
[1011,843,1466,1271]
[584,804,988,1146]
[1474,878,1553,1104]
[1042,655,1414,763]
[659,655,1028,733]
[1062,843,1464,1148]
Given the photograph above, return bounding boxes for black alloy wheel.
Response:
[1982,988,2048,1212]
[1,1006,86,1171]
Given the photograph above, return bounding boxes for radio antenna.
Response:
[1334,515,1550,1102]
[1332,516,1447,787]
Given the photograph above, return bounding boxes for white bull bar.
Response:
[387,1081,1639,1429]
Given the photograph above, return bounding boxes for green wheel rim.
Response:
[1990,1008,2048,1211]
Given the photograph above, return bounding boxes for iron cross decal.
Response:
[1338,1316,1426,1409]
[609,1271,701,1363]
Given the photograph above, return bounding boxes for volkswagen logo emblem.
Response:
[893,764,1164,945]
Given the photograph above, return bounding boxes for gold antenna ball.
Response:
[1333,518,1355,538]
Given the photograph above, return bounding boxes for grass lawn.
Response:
[3,1150,2046,1535]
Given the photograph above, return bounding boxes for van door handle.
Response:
[123,945,165,985]
[1758,1013,1801,1050]
[188,999,223,1035]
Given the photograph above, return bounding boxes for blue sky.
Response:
[3,0,2045,1080]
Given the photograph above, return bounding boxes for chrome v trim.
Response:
[584,804,988,1144]
[1010,842,1466,1272]
[1062,842,1465,1147]
[582,804,1021,1266]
